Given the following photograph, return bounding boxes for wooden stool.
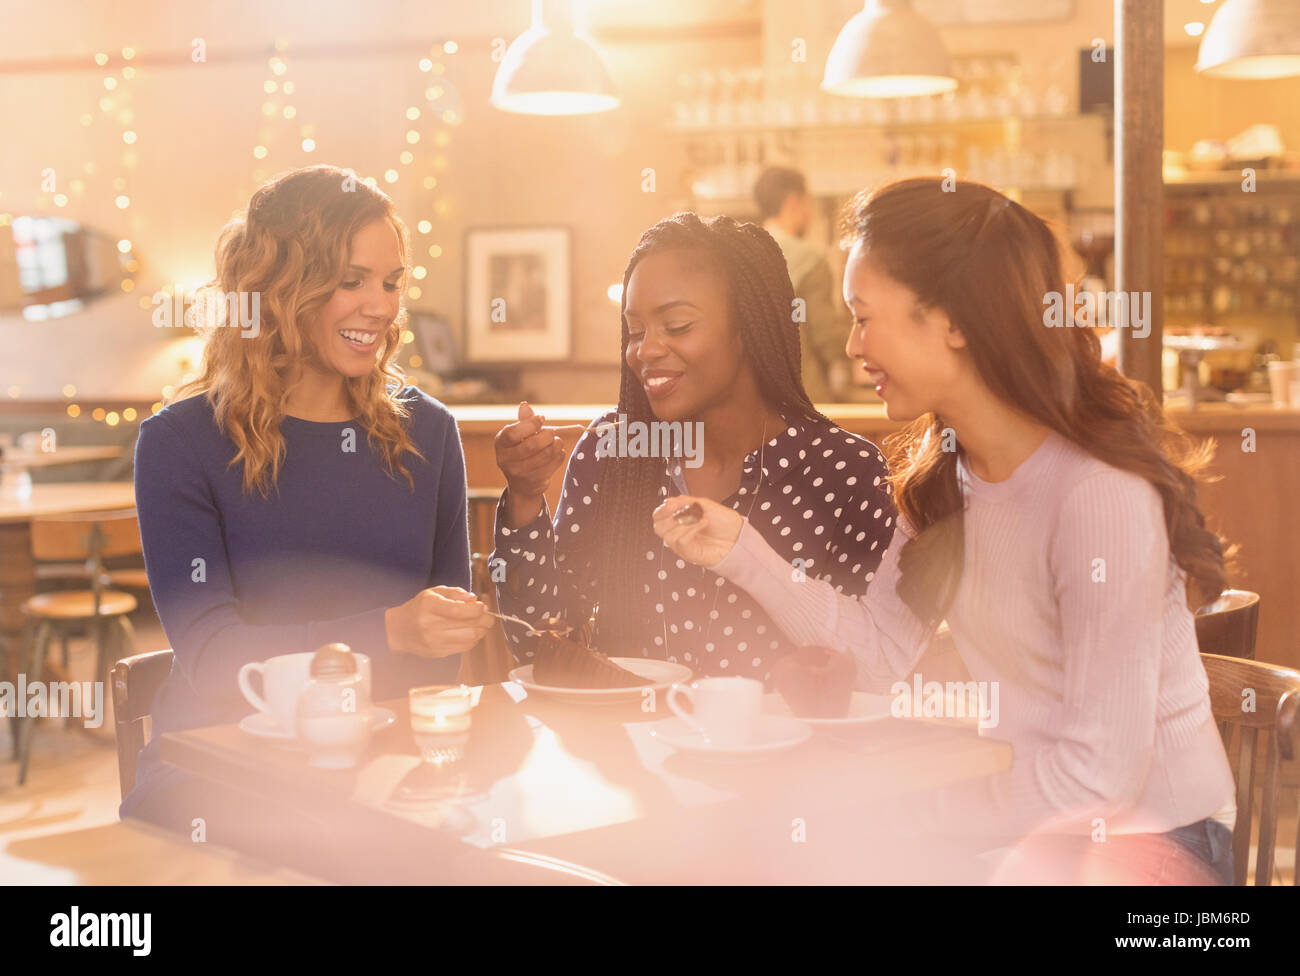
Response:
[15,509,142,786]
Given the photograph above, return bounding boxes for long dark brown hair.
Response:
[841,177,1227,626]
[593,212,830,653]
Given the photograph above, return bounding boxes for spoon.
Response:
[484,610,573,638]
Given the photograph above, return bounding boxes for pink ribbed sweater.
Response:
[714,430,1236,841]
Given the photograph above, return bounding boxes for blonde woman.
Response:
[122,165,491,841]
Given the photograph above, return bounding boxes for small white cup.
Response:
[667,677,764,748]
[1266,361,1298,407]
[238,651,371,734]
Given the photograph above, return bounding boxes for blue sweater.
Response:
[132,386,470,753]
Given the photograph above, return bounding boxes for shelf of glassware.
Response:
[669,113,1102,206]
[664,113,1104,137]
[1163,177,1300,323]
[684,181,1078,211]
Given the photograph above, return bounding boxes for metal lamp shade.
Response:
[490,26,619,115]
[822,0,957,98]
[1196,0,1300,79]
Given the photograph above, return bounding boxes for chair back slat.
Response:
[1201,653,1300,886]
[1233,726,1256,887]
[466,488,502,558]
[31,510,141,562]
[1256,733,1281,887]
[110,649,174,800]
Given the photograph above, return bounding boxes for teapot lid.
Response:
[310,642,358,677]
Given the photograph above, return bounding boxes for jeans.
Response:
[1164,817,1235,886]
[985,817,1235,884]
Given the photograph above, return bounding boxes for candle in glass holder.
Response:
[409,685,472,766]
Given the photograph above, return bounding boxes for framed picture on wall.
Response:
[464,227,571,363]
[407,310,459,375]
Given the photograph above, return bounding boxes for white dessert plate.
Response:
[238,705,396,741]
[647,715,813,763]
[762,691,894,728]
[508,658,692,705]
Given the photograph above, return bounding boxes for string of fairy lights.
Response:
[33,38,464,426]
[4,46,146,426]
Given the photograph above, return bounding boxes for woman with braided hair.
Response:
[490,212,895,680]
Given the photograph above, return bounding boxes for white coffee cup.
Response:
[1266,361,1298,407]
[667,677,764,748]
[237,651,371,733]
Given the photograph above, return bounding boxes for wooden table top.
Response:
[1,445,124,470]
[0,481,135,523]
[3,819,325,885]
[160,683,1013,884]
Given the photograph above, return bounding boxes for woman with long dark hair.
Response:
[654,179,1237,884]
[491,212,895,678]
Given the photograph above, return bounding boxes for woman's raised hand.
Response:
[384,585,495,658]
[652,495,745,569]
[493,401,577,528]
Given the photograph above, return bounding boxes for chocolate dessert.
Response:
[768,645,855,717]
[531,625,652,689]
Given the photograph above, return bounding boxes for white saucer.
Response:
[238,705,396,741]
[509,658,693,705]
[763,691,894,728]
[647,715,812,763]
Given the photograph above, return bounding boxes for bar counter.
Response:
[451,403,1300,671]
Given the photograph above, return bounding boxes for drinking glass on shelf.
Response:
[716,68,737,126]
[409,685,473,767]
[739,66,763,125]
[673,73,696,128]
[697,70,716,128]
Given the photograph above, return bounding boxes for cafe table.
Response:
[0,482,137,680]
[158,683,1013,885]
[1,445,124,470]
[2,819,324,885]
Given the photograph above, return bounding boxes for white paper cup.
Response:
[1266,361,1298,407]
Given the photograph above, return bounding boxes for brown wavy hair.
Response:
[173,164,423,497]
[840,177,1227,624]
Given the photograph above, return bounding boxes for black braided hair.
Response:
[591,212,834,655]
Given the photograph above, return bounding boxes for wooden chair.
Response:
[1201,652,1300,885]
[458,551,518,686]
[466,487,503,557]
[15,509,141,786]
[28,506,144,668]
[110,649,174,800]
[1196,589,1260,660]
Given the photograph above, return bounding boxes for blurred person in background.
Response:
[755,166,849,403]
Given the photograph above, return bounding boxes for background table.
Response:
[3,819,324,885]
[159,683,1013,884]
[0,446,124,471]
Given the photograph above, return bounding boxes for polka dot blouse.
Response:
[491,410,896,682]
